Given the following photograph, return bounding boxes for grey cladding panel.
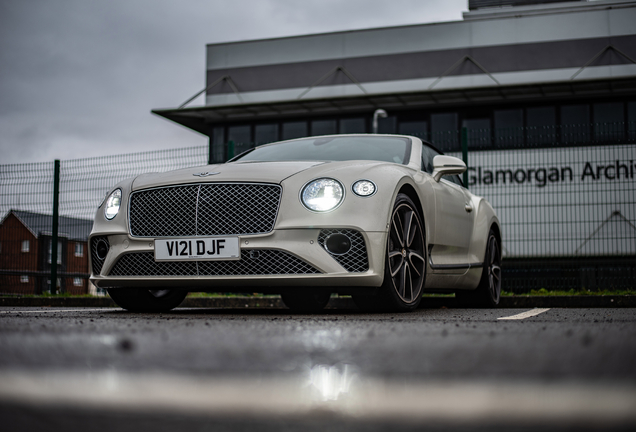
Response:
[206,35,636,95]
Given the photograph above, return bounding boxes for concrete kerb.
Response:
[0,295,634,309]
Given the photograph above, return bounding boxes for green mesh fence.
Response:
[1,145,207,295]
[59,145,208,220]
[426,124,636,293]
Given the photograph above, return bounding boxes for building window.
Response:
[311,119,337,136]
[255,124,279,144]
[73,277,83,287]
[527,106,556,145]
[593,102,624,141]
[46,278,61,294]
[21,240,30,253]
[494,109,523,147]
[20,275,29,283]
[377,116,397,134]
[48,240,62,265]
[228,125,251,143]
[212,127,225,163]
[282,121,308,140]
[431,113,458,151]
[561,104,590,143]
[228,125,253,157]
[339,118,365,134]
[75,242,84,257]
[399,121,428,141]
[462,118,491,149]
[629,102,636,140]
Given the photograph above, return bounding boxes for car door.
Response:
[421,145,475,267]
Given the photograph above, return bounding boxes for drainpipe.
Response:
[372,109,387,134]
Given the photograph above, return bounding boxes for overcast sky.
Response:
[0,0,467,164]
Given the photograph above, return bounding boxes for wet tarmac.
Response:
[1,306,635,431]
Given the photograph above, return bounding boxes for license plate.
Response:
[154,237,240,261]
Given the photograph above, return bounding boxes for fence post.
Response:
[208,137,214,165]
[227,140,235,160]
[461,127,468,189]
[51,159,61,294]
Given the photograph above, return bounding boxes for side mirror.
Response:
[432,155,466,182]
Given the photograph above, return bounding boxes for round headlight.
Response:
[301,178,344,212]
[104,189,122,220]
[352,180,377,197]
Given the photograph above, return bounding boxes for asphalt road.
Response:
[1,306,635,431]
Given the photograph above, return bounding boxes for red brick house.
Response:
[0,210,93,294]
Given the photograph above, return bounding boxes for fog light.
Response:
[96,239,109,260]
[325,233,351,255]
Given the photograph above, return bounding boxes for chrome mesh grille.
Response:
[197,184,280,236]
[129,183,282,237]
[108,250,320,276]
[90,236,109,276]
[318,229,369,273]
[130,185,198,237]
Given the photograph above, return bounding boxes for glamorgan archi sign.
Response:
[454,144,636,258]
[468,155,635,188]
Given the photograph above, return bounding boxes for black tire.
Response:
[353,193,426,312]
[280,291,331,312]
[107,288,187,312]
[456,229,502,308]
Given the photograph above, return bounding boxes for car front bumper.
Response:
[89,229,387,290]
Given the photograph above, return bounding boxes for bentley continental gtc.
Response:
[90,134,501,312]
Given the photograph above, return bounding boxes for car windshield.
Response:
[232,136,411,165]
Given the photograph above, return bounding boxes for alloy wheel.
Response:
[486,235,502,303]
[387,202,426,303]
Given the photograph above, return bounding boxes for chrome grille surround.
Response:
[108,250,321,277]
[318,229,369,273]
[128,183,282,237]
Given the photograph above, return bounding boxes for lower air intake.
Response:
[318,229,369,272]
[108,250,321,276]
[90,236,110,276]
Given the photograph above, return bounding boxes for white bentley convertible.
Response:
[90,135,501,312]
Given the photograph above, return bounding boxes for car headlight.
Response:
[104,189,122,220]
[301,178,344,212]
[352,180,377,197]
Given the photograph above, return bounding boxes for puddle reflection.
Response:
[306,363,359,401]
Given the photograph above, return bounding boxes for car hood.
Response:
[131,161,325,190]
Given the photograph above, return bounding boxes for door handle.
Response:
[465,203,473,212]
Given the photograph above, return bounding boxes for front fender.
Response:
[90,176,137,238]
[468,197,500,265]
